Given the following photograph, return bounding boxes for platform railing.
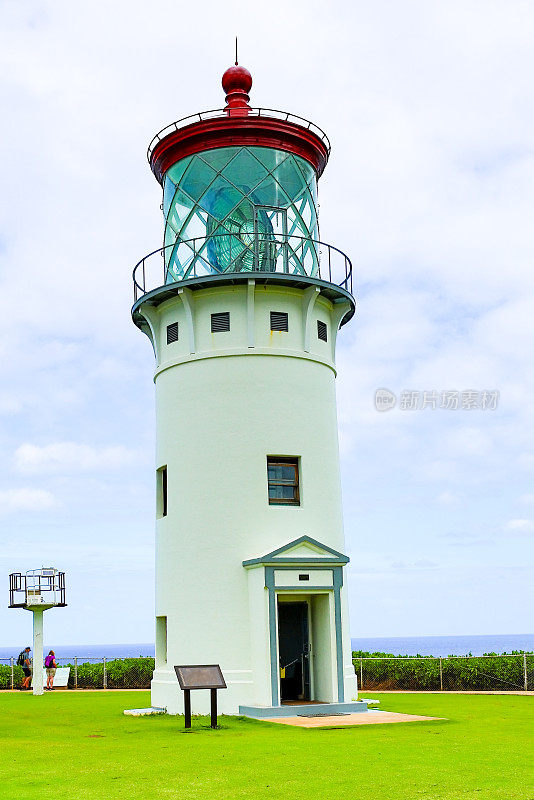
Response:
[133,233,352,303]
[147,107,331,162]
[8,572,66,607]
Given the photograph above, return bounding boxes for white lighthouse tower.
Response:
[132,63,360,716]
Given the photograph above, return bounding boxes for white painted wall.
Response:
[137,280,355,713]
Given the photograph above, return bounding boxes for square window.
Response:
[317,320,328,341]
[267,457,300,506]
[166,322,179,344]
[211,312,230,332]
[270,311,288,332]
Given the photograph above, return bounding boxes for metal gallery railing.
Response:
[133,233,353,302]
[147,107,331,162]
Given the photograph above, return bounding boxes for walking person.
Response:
[44,651,57,690]
[17,647,31,690]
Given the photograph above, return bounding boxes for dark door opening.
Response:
[278,601,310,703]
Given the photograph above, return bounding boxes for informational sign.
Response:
[174,665,227,729]
[174,665,227,691]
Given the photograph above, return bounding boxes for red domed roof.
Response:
[148,64,331,184]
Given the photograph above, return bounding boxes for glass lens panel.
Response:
[273,155,308,199]
[167,188,194,231]
[250,175,291,209]
[180,157,218,202]
[198,175,244,220]
[167,156,192,188]
[163,146,320,280]
[200,147,240,173]
[251,148,290,172]
[163,176,177,217]
[222,147,268,191]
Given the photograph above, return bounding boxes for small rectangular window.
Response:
[156,616,167,665]
[267,457,300,506]
[157,466,167,518]
[166,322,179,344]
[299,574,310,581]
[211,312,230,332]
[270,311,288,332]
[317,320,328,341]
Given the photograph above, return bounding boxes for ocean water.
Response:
[0,643,154,662]
[350,633,534,657]
[1,634,533,662]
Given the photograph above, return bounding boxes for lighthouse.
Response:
[132,63,360,716]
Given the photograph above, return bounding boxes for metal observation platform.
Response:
[132,68,355,326]
[9,568,66,610]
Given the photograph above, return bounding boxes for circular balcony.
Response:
[132,233,353,309]
[147,107,331,163]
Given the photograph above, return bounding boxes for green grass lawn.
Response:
[0,691,532,799]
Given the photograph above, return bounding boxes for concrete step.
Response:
[239,701,368,718]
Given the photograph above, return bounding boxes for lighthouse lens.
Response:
[163,146,319,282]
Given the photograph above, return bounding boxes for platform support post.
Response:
[32,608,44,695]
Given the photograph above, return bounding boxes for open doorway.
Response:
[277,600,311,703]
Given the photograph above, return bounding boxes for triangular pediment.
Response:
[243,535,349,568]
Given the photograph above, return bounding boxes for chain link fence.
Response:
[2,653,533,692]
[0,657,155,689]
[353,653,534,692]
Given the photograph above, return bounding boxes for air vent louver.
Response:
[211,312,230,332]
[317,320,328,341]
[166,322,179,344]
[270,311,288,332]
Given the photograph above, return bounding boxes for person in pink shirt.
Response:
[44,651,57,691]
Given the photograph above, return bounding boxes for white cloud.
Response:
[505,518,534,532]
[14,442,138,474]
[436,492,461,506]
[0,488,59,513]
[1,0,534,644]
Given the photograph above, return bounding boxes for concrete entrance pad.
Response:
[263,709,444,728]
[240,701,368,718]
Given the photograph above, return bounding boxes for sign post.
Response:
[174,665,227,729]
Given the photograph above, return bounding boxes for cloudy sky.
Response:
[1,0,533,648]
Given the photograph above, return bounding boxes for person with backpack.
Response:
[17,647,31,690]
[44,651,57,690]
